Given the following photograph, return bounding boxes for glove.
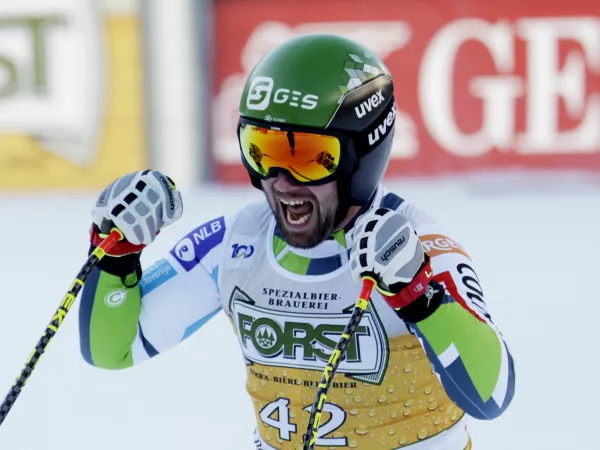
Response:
[90,169,183,264]
[350,208,434,310]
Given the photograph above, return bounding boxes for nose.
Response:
[271,172,300,192]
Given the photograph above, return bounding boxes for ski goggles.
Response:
[238,119,354,184]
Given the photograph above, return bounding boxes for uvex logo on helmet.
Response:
[246,76,319,111]
[355,89,385,118]
[368,102,397,146]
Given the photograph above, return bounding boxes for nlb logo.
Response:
[174,237,195,262]
[170,217,226,272]
[246,76,319,111]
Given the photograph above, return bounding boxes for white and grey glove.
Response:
[350,208,428,299]
[92,170,183,246]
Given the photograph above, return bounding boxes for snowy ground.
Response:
[0,176,597,450]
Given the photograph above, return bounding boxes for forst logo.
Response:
[238,313,368,361]
[255,324,277,349]
[230,291,389,383]
[246,76,319,111]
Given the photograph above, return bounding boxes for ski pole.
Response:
[303,277,375,449]
[0,228,123,426]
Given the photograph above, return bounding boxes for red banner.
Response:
[212,0,600,183]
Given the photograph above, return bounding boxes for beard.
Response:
[266,186,339,249]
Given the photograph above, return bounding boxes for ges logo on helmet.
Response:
[246,76,319,111]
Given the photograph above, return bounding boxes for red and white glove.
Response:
[350,208,434,310]
[90,170,183,258]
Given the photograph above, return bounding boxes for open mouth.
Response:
[279,198,315,227]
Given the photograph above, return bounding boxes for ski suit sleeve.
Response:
[402,226,516,420]
[78,215,230,369]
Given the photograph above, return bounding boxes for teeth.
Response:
[281,199,306,206]
[286,209,311,225]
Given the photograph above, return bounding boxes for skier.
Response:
[79,34,515,449]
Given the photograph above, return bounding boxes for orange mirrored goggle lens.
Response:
[239,124,341,182]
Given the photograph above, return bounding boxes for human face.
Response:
[262,174,339,249]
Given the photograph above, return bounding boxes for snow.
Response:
[0,177,597,449]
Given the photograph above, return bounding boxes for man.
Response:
[79,34,515,449]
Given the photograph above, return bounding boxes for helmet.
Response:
[238,34,396,209]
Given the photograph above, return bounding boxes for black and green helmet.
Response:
[238,33,396,206]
